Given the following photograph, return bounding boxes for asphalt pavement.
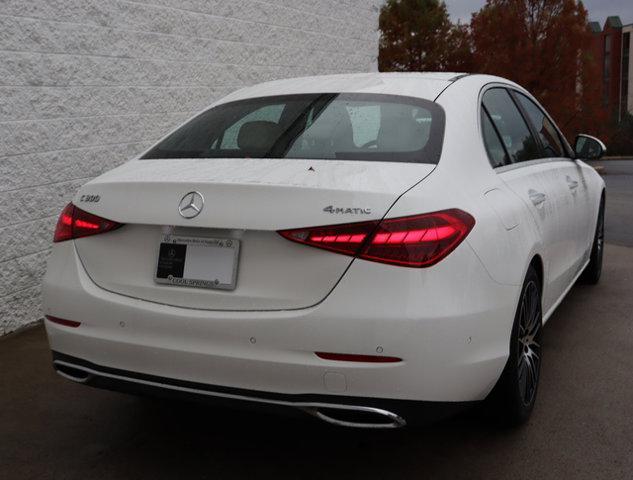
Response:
[589,158,633,247]
[1,159,633,480]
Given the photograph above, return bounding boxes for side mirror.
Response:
[574,134,606,160]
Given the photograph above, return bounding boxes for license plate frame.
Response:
[154,234,240,291]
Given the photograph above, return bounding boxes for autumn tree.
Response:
[446,23,475,72]
[379,0,473,72]
[469,0,604,138]
[609,113,633,154]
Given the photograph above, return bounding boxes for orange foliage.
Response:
[378,0,606,140]
[379,0,473,72]
[470,0,605,139]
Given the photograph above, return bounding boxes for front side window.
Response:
[515,93,566,158]
[143,93,445,164]
[482,88,540,163]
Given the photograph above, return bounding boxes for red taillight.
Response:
[279,218,378,256]
[45,315,81,328]
[53,203,122,242]
[315,352,402,363]
[278,209,475,267]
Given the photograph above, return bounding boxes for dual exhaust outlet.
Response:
[53,361,407,429]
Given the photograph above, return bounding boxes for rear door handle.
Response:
[528,189,547,206]
[566,176,579,190]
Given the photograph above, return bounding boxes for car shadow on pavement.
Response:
[99,395,511,479]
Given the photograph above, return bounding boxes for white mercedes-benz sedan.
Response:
[43,73,606,428]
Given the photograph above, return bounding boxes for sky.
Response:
[444,0,633,27]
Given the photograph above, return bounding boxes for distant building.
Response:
[590,16,633,120]
[623,24,633,117]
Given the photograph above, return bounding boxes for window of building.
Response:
[622,32,630,116]
[604,34,612,107]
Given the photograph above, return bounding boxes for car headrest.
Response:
[377,116,427,152]
[237,121,282,153]
[286,104,354,156]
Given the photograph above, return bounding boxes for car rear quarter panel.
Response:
[390,75,540,289]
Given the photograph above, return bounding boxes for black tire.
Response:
[487,265,542,426]
[580,195,605,285]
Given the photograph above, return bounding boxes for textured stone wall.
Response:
[0,0,380,335]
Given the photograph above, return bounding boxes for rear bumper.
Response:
[43,239,519,414]
[52,351,474,428]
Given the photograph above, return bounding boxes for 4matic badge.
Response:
[323,205,372,215]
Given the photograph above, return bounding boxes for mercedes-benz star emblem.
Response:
[178,191,204,219]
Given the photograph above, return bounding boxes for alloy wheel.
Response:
[517,280,542,406]
[596,205,605,267]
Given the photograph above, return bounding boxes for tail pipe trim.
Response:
[52,359,406,429]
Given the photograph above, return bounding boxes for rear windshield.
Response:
[142,93,445,164]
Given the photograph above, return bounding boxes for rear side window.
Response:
[481,108,508,168]
[142,93,445,164]
[514,93,566,158]
[482,88,540,163]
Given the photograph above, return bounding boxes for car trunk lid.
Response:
[73,158,435,311]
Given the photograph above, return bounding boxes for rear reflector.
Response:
[315,352,402,363]
[278,209,475,267]
[54,203,122,242]
[45,315,81,328]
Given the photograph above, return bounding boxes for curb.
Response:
[0,318,43,340]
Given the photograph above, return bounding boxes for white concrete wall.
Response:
[0,0,380,335]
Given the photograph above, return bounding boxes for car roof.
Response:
[216,72,472,104]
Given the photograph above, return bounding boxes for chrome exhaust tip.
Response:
[301,404,406,429]
[54,361,93,383]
